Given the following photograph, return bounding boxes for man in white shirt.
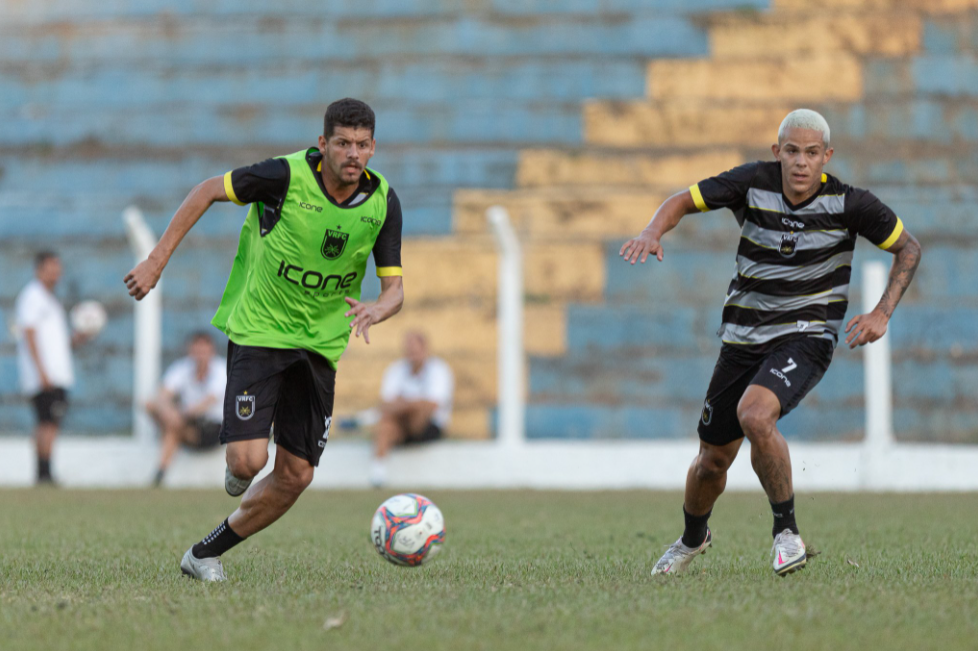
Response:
[146,331,227,486]
[371,331,453,486]
[15,251,87,485]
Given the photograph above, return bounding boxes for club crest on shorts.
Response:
[701,399,713,426]
[236,393,255,420]
[321,228,349,260]
[779,232,799,258]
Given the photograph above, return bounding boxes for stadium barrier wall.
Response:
[1,247,976,491]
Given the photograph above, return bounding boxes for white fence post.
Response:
[862,260,893,459]
[123,206,162,447]
[486,206,525,447]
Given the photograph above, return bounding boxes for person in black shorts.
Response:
[125,99,404,581]
[146,331,226,486]
[368,331,454,486]
[620,109,922,576]
[16,251,93,485]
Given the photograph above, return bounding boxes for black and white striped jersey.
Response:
[690,161,904,350]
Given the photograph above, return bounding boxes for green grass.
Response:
[1,489,976,651]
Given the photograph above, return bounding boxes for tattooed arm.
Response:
[844,229,922,349]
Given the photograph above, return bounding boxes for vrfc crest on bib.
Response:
[321,228,349,260]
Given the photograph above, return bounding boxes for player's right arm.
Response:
[619,190,699,265]
[124,176,230,301]
[22,328,51,390]
[620,162,757,265]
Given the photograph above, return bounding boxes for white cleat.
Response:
[772,529,807,576]
[651,529,712,576]
[225,466,253,497]
[180,547,227,582]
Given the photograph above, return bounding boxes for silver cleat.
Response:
[772,529,807,576]
[651,529,712,576]
[180,547,227,582]
[225,466,253,497]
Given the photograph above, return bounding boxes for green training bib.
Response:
[212,149,390,367]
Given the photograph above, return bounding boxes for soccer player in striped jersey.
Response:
[620,109,921,576]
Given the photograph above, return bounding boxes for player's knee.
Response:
[737,404,775,440]
[227,453,266,481]
[697,452,732,479]
[277,463,314,496]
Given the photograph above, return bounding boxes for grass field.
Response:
[1,489,976,651]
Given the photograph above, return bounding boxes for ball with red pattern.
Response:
[370,493,446,566]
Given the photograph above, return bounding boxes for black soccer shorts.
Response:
[697,336,834,447]
[220,341,335,466]
[31,387,69,426]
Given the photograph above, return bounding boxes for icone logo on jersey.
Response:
[299,201,323,213]
[781,217,805,229]
[277,260,357,293]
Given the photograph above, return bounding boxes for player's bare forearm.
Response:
[876,230,922,319]
[373,276,404,324]
[620,190,698,264]
[345,276,403,344]
[125,176,229,300]
[845,229,922,349]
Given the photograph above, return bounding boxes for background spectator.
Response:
[15,251,90,485]
[146,331,226,486]
[371,331,453,486]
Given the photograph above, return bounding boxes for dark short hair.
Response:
[187,330,213,346]
[35,250,59,268]
[324,98,375,138]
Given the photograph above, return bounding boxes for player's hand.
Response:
[619,230,664,265]
[845,309,889,349]
[124,257,164,301]
[344,297,378,344]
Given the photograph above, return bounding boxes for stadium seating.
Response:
[0,0,975,443]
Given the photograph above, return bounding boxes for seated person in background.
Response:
[146,331,226,486]
[370,331,453,487]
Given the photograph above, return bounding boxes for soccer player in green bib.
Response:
[125,99,404,581]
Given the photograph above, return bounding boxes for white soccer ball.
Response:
[70,300,107,336]
[370,493,445,566]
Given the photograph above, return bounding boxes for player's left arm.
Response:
[845,220,923,349]
[345,276,403,345]
[344,186,404,345]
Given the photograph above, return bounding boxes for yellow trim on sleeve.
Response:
[689,184,709,212]
[223,171,246,206]
[878,217,904,251]
[376,266,403,277]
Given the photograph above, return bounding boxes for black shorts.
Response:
[221,341,336,467]
[31,388,69,426]
[404,421,443,445]
[188,418,222,450]
[697,336,834,447]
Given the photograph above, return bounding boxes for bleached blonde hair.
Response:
[778,109,830,147]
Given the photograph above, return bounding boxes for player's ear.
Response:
[318,134,327,153]
[823,147,834,165]
[771,143,780,159]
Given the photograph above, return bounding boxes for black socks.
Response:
[771,495,799,537]
[192,519,245,559]
[681,506,711,547]
[37,458,52,482]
